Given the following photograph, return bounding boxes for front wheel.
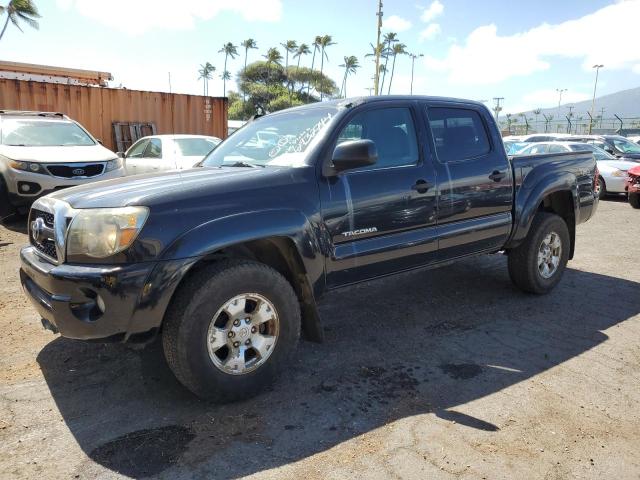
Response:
[508,212,570,294]
[629,192,640,209]
[162,260,301,402]
[595,177,606,198]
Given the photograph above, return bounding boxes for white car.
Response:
[517,141,637,196]
[0,111,125,219]
[628,135,640,145]
[121,134,221,176]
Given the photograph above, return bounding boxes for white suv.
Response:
[0,111,125,219]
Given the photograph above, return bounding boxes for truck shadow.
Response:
[36,255,640,479]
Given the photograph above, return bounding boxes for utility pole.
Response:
[409,53,424,95]
[556,88,567,109]
[374,0,383,96]
[589,64,604,134]
[364,86,374,95]
[493,97,504,121]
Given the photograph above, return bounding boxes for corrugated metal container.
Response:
[0,79,227,152]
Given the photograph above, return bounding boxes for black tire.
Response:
[508,212,570,295]
[162,259,301,402]
[630,192,640,209]
[596,177,606,198]
[0,175,16,222]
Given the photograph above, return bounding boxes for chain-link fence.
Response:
[498,115,640,136]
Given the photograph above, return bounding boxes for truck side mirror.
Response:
[331,139,378,173]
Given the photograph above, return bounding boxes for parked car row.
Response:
[504,132,640,208]
[0,110,221,219]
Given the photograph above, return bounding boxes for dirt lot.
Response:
[0,198,639,479]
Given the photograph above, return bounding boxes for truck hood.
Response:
[47,166,275,209]
[0,144,117,163]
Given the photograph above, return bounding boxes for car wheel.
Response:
[0,176,16,222]
[596,177,606,198]
[162,259,301,401]
[508,212,570,295]
[629,192,640,209]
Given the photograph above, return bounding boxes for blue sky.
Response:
[2,0,639,114]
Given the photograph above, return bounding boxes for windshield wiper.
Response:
[226,161,265,168]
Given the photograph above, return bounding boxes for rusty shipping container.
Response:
[0,79,228,152]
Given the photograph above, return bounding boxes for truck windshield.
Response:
[201,106,337,168]
[612,138,640,154]
[0,119,96,146]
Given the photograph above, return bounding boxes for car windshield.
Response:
[568,143,615,160]
[0,118,95,146]
[201,106,337,168]
[612,138,640,154]
[504,142,528,154]
[174,138,220,156]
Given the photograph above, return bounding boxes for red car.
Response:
[627,164,640,209]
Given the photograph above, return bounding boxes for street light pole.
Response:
[493,97,504,121]
[556,88,567,109]
[409,53,423,95]
[374,0,383,96]
[589,64,604,134]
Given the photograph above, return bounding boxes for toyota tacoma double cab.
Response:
[19,97,599,401]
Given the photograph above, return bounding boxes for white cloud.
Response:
[633,64,640,75]
[423,0,640,85]
[56,0,283,35]
[420,0,444,22]
[384,15,412,32]
[419,23,441,41]
[504,89,591,113]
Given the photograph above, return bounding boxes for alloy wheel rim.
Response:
[206,293,279,375]
[537,231,562,279]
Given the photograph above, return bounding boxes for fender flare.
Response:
[506,171,579,249]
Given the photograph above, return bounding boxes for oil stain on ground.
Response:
[90,425,195,478]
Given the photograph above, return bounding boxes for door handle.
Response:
[411,179,432,193]
[489,170,506,182]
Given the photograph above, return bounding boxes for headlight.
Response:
[66,207,149,258]
[611,169,627,177]
[105,157,123,172]
[9,160,42,172]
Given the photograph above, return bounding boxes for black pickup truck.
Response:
[19,96,598,401]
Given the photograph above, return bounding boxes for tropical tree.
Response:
[387,42,407,94]
[339,56,360,98]
[263,47,283,66]
[240,38,258,103]
[281,40,298,69]
[318,35,336,100]
[307,36,323,96]
[218,42,239,97]
[293,43,310,75]
[0,0,40,41]
[379,32,398,94]
[197,62,215,96]
[365,42,385,95]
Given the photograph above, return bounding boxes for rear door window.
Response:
[427,107,491,162]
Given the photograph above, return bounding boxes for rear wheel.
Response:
[162,259,301,402]
[595,177,606,198]
[630,192,640,209]
[508,212,570,294]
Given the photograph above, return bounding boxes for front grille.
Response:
[46,163,104,178]
[34,239,58,260]
[31,209,54,227]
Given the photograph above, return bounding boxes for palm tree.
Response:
[379,32,398,94]
[365,42,385,95]
[293,43,310,99]
[197,62,215,96]
[263,47,283,66]
[532,108,541,131]
[318,35,336,100]
[387,43,407,95]
[339,56,360,98]
[240,38,258,104]
[307,36,323,96]
[0,0,40,41]
[281,40,298,69]
[218,42,239,97]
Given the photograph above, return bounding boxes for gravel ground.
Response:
[0,198,639,480]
